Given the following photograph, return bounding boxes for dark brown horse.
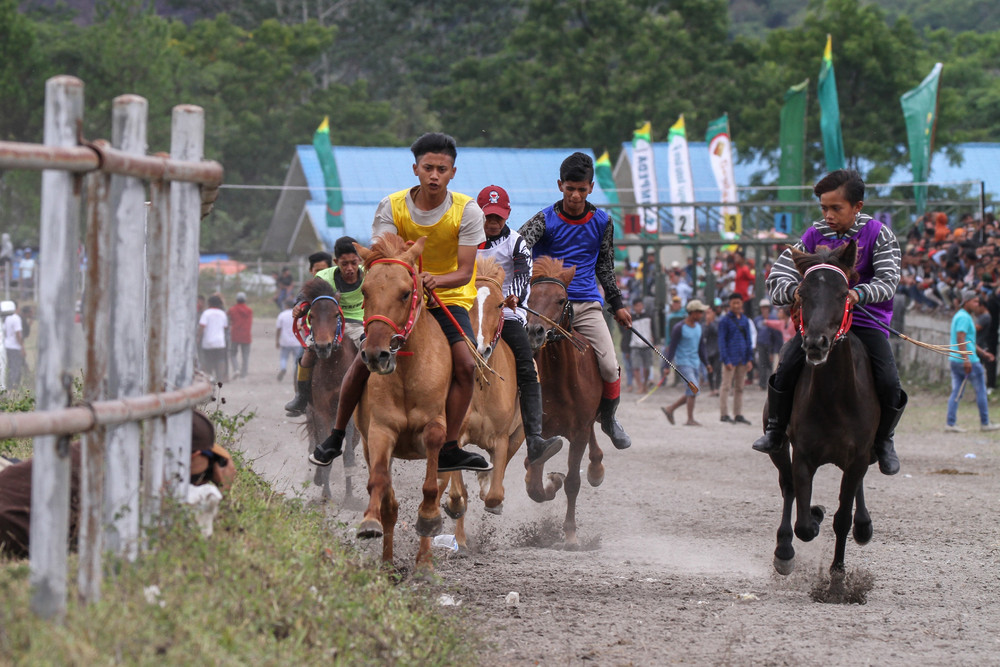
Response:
[523,257,605,549]
[296,277,361,504]
[766,240,879,575]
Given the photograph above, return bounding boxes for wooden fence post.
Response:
[164,105,205,498]
[144,191,169,530]
[30,75,84,620]
[104,95,148,560]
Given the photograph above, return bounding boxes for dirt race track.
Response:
[223,319,1000,666]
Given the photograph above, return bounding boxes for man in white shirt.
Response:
[18,249,35,301]
[275,298,300,382]
[3,303,24,389]
[198,294,229,382]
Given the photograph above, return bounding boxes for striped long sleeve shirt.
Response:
[766,214,901,308]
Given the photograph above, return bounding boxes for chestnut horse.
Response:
[295,277,361,505]
[766,241,880,575]
[439,258,524,548]
[523,257,605,549]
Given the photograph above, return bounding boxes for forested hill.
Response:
[6,0,1000,253]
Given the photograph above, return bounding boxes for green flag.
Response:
[778,80,809,232]
[595,150,627,261]
[901,63,943,215]
[312,116,344,229]
[818,35,845,172]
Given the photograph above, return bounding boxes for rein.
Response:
[525,276,586,352]
[362,257,422,355]
[476,275,506,352]
[293,294,345,349]
[798,263,853,344]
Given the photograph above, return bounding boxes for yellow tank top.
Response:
[389,189,477,310]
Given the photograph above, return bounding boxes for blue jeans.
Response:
[947,361,990,426]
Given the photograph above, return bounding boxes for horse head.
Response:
[299,277,343,360]
[472,257,507,361]
[792,240,859,366]
[356,234,426,375]
[524,256,576,351]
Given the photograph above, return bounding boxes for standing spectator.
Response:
[718,292,754,424]
[18,249,35,301]
[731,251,755,316]
[629,297,653,394]
[986,290,1000,389]
[661,299,710,426]
[275,298,299,382]
[0,234,12,273]
[274,267,294,309]
[946,290,1000,432]
[754,299,781,389]
[227,292,253,379]
[198,294,228,382]
[974,291,993,392]
[702,306,721,395]
[3,302,24,389]
[619,319,633,393]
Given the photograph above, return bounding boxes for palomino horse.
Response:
[438,258,524,548]
[766,240,880,575]
[523,257,605,549]
[295,277,361,505]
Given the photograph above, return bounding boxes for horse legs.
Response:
[792,455,822,542]
[586,428,605,487]
[358,427,394,540]
[341,420,360,506]
[771,446,796,575]
[523,442,565,504]
[562,435,587,550]
[380,483,398,564]
[415,420,447,569]
[853,483,873,545]
[831,464,867,572]
[482,435,509,514]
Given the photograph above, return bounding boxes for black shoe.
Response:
[284,379,311,417]
[526,434,564,465]
[519,382,566,465]
[720,415,733,423]
[277,369,286,382]
[752,375,792,454]
[873,390,906,476]
[309,429,345,466]
[734,415,752,425]
[438,445,493,472]
[597,396,631,450]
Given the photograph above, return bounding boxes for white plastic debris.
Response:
[437,594,461,606]
[431,534,459,552]
[185,484,223,537]
[505,591,520,607]
[964,453,977,459]
[737,593,759,601]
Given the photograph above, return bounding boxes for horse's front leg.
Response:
[771,445,796,575]
[380,483,398,564]
[358,425,395,540]
[792,452,822,542]
[852,482,873,545]
[586,428,604,487]
[831,463,867,572]
[416,419,446,569]
[562,434,587,550]
[482,435,507,514]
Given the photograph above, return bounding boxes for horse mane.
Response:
[791,243,860,284]
[300,275,335,301]
[365,233,412,266]
[476,256,506,284]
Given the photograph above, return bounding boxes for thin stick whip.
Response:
[627,325,699,395]
[855,304,971,358]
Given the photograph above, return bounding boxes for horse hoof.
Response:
[357,519,383,540]
[811,505,825,524]
[564,541,580,552]
[773,555,795,576]
[853,520,873,545]
[483,503,503,516]
[547,471,566,488]
[587,464,605,487]
[415,515,443,538]
[441,502,466,520]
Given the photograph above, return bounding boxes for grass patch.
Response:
[0,409,478,665]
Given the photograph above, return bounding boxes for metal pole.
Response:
[30,75,84,621]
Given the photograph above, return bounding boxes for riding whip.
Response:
[625,323,699,395]
[854,304,971,358]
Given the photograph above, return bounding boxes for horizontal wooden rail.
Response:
[0,380,214,440]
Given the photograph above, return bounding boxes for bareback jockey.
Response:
[309,132,492,473]
[284,237,365,416]
[517,152,632,450]
[752,169,904,475]
[475,184,566,465]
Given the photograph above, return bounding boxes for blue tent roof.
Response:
[298,146,610,247]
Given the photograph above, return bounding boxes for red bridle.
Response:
[362,257,422,353]
[797,263,854,344]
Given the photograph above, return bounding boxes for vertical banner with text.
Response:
[668,115,696,236]
[901,62,943,216]
[706,113,740,239]
[630,121,658,237]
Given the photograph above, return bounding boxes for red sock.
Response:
[602,378,620,400]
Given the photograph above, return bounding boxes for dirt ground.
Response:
[221,319,1000,666]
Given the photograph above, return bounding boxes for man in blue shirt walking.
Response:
[661,299,711,426]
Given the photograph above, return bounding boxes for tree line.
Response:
[3,0,1000,254]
